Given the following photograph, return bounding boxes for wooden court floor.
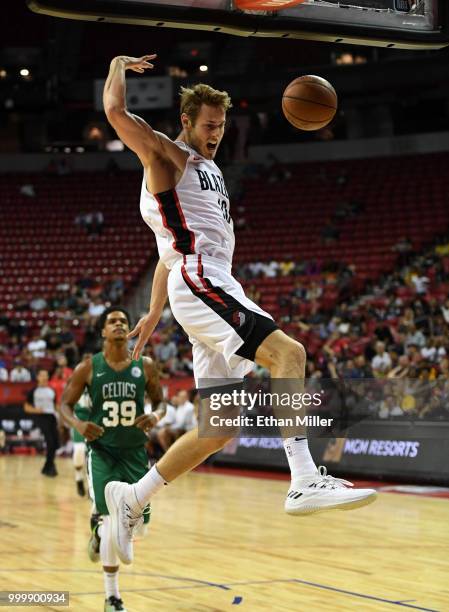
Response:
[0,455,448,612]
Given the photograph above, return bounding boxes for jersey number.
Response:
[218,198,231,223]
[102,400,136,427]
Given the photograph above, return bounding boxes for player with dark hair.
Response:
[60,307,165,612]
[102,55,376,566]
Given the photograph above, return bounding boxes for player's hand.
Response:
[120,54,157,73]
[76,421,104,441]
[128,312,160,360]
[134,413,159,434]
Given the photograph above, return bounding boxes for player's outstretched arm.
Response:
[103,55,160,165]
[128,259,170,360]
[103,55,187,172]
[60,359,104,442]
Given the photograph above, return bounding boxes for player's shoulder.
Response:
[73,356,94,381]
[141,355,158,376]
[141,355,156,368]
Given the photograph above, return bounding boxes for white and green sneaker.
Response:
[104,596,126,611]
[87,520,102,563]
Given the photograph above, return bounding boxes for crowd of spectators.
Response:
[0,275,125,380]
[1,231,448,421]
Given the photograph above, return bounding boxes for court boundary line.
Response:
[0,569,440,611]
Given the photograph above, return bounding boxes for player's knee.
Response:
[283,341,307,367]
[266,339,306,370]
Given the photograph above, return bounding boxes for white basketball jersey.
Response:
[140,141,235,269]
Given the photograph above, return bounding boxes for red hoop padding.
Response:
[235,0,306,10]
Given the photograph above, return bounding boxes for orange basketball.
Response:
[282,75,338,131]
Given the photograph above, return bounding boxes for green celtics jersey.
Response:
[88,352,147,450]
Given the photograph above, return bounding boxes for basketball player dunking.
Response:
[102,54,377,565]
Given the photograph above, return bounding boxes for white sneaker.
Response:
[285,466,377,516]
[104,482,143,564]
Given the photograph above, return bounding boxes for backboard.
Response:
[27,0,449,49]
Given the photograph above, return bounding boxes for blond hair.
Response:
[180,84,232,125]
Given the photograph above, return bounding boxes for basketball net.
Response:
[235,0,306,10]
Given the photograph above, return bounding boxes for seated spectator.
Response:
[405,324,426,349]
[421,338,446,363]
[106,276,125,304]
[44,326,63,354]
[387,355,410,379]
[248,261,265,278]
[371,341,392,378]
[144,395,178,459]
[306,282,323,302]
[30,296,48,311]
[15,294,30,311]
[279,260,295,276]
[410,270,429,295]
[88,296,106,320]
[20,184,36,198]
[352,354,373,379]
[27,333,47,359]
[291,281,306,300]
[398,307,415,332]
[153,332,178,363]
[406,343,423,366]
[0,365,8,381]
[10,361,32,382]
[157,390,197,450]
[60,323,79,366]
[378,395,404,419]
[264,260,279,278]
[50,355,74,406]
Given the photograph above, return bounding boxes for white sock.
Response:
[283,437,318,481]
[100,516,119,566]
[73,443,86,471]
[127,465,166,513]
[103,571,120,599]
[74,468,84,482]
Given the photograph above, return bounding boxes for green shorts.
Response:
[87,444,150,520]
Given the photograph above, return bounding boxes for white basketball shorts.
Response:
[167,254,278,385]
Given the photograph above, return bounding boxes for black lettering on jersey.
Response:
[204,173,215,192]
[195,169,209,191]
[218,175,229,199]
[195,169,229,198]
[212,174,222,193]
[218,198,231,223]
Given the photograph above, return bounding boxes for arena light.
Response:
[19,68,30,77]
[199,64,208,72]
[0,69,7,79]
